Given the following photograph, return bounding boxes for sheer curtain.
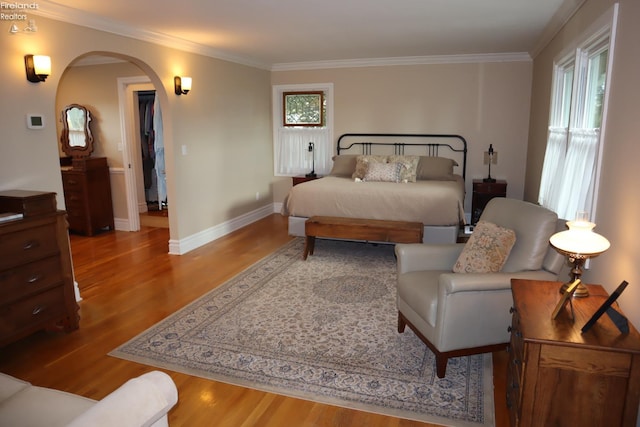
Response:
[538,127,567,210]
[275,127,331,176]
[553,128,600,220]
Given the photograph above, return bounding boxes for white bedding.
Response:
[282,176,465,226]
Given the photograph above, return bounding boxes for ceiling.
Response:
[35,0,582,69]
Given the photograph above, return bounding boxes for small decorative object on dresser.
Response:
[471,178,507,224]
[0,190,80,347]
[508,279,640,427]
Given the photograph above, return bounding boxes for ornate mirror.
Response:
[60,104,94,158]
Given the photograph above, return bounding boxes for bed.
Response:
[282,133,468,243]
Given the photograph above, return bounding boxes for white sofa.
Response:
[0,371,178,427]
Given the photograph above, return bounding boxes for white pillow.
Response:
[363,162,402,182]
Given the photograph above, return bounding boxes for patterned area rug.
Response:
[111,238,495,426]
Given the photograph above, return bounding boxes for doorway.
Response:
[137,89,169,228]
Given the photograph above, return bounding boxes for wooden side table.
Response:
[292,175,322,186]
[471,179,507,224]
[507,279,640,427]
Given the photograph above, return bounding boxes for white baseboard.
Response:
[168,203,278,255]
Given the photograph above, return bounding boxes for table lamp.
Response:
[549,213,610,297]
[483,144,497,183]
[305,142,316,178]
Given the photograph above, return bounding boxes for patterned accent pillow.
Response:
[363,162,402,182]
[352,155,388,180]
[453,220,516,273]
[388,155,420,182]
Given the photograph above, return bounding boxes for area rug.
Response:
[110,238,495,426]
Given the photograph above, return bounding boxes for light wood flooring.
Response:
[0,214,509,426]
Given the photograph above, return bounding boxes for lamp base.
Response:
[560,281,589,298]
[482,177,496,183]
[305,172,317,178]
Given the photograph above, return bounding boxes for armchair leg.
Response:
[397,312,406,333]
[435,355,449,379]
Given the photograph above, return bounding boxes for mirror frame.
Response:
[60,104,94,158]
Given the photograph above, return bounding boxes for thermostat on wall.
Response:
[26,114,45,129]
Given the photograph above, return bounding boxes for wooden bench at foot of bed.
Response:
[303,216,424,260]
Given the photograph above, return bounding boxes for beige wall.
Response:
[272,61,533,213]
[525,0,640,327]
[0,16,273,243]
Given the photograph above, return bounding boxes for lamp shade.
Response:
[33,55,51,76]
[549,220,610,257]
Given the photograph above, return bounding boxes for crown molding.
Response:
[271,52,532,72]
[32,1,272,70]
[529,0,587,59]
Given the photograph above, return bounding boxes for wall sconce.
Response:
[174,76,192,95]
[24,54,51,83]
[483,144,498,183]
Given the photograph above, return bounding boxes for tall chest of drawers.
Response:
[508,279,640,427]
[0,190,79,347]
[61,157,114,236]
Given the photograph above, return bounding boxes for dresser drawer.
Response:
[61,174,86,192]
[0,286,66,337]
[0,224,58,270]
[0,256,63,305]
[63,191,84,206]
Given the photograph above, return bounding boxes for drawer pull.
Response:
[509,307,517,314]
[513,359,521,366]
[27,274,41,283]
[32,306,46,315]
[67,179,78,185]
[23,240,40,250]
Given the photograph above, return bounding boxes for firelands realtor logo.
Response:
[1,2,39,21]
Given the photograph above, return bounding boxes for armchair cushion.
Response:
[452,220,516,273]
[480,198,558,273]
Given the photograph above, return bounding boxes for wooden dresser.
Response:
[61,157,114,236]
[508,279,640,426]
[0,190,80,347]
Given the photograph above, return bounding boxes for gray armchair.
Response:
[395,198,566,378]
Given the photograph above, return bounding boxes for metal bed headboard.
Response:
[336,133,468,180]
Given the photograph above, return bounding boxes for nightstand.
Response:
[471,179,507,224]
[292,175,321,186]
[508,279,640,427]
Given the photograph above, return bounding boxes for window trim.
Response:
[541,3,618,221]
[272,83,334,177]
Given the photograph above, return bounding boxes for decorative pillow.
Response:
[329,155,358,177]
[416,156,459,180]
[363,162,402,182]
[352,155,388,180]
[453,220,516,273]
[388,155,420,182]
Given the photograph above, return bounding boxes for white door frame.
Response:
[117,76,153,231]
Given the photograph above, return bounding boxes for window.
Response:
[538,6,617,221]
[283,91,325,127]
[273,84,333,176]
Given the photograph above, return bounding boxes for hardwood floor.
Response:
[0,214,509,426]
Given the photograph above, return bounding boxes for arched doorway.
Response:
[56,53,173,235]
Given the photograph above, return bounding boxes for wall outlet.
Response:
[181,144,188,155]
[255,192,260,200]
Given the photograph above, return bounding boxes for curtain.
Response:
[276,127,331,176]
[553,128,600,220]
[538,127,567,210]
